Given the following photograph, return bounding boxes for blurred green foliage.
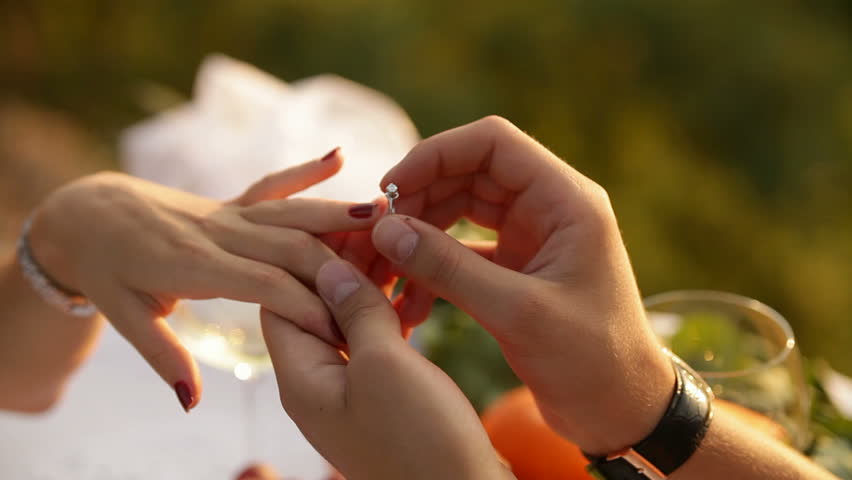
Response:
[1,0,850,379]
[419,299,520,412]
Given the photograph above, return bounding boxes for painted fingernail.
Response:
[174,380,194,413]
[317,260,360,305]
[321,147,341,162]
[236,466,260,480]
[348,203,376,219]
[236,464,278,480]
[372,216,419,263]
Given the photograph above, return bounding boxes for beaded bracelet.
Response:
[16,217,98,317]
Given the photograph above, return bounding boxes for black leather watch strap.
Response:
[585,355,714,479]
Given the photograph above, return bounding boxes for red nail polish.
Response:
[321,147,341,162]
[174,380,194,412]
[235,466,260,480]
[236,464,278,480]
[348,203,376,219]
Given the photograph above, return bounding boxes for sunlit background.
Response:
[1,1,850,408]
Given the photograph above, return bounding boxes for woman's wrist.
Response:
[26,199,82,295]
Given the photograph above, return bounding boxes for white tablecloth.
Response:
[0,326,327,480]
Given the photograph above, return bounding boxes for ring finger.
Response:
[240,197,385,234]
[214,222,339,287]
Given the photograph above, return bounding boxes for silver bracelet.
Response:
[16,216,98,317]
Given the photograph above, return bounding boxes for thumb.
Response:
[315,259,403,354]
[371,215,534,329]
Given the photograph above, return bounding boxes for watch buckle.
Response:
[606,448,668,480]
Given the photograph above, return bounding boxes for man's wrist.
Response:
[585,349,715,479]
[578,341,677,456]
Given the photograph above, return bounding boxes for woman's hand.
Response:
[26,149,384,410]
[370,116,675,455]
[261,258,514,480]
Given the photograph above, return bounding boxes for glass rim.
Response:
[643,290,797,379]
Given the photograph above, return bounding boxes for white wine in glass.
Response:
[169,298,271,381]
[169,297,273,461]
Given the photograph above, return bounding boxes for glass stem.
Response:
[241,376,258,461]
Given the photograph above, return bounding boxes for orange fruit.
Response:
[714,398,788,442]
[482,388,787,479]
[482,386,594,480]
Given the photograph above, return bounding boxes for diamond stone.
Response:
[386,183,398,194]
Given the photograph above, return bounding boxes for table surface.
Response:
[0,325,328,480]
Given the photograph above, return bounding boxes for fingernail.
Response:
[174,380,194,412]
[317,260,360,305]
[373,216,419,263]
[321,147,341,162]
[236,466,260,480]
[348,203,376,219]
[236,464,278,480]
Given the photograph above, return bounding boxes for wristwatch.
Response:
[584,349,714,480]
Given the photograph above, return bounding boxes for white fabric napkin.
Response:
[121,53,420,201]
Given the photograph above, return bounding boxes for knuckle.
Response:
[585,181,614,214]
[139,294,176,318]
[332,296,386,338]
[478,115,518,134]
[62,172,126,207]
[85,173,141,209]
[236,203,261,221]
[573,180,617,234]
[300,301,333,331]
[250,265,290,290]
[585,180,611,205]
[194,211,238,238]
[169,236,214,262]
[84,171,125,189]
[283,229,317,252]
[341,301,385,331]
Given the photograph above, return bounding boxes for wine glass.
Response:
[169,298,270,456]
[169,298,270,381]
[644,290,812,450]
